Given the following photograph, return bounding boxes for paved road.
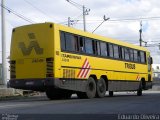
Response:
[0,91,160,120]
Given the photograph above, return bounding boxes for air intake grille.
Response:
[63,69,75,78]
[46,58,53,77]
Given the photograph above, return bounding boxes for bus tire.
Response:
[109,91,113,97]
[77,77,96,99]
[137,81,142,96]
[86,77,96,98]
[96,77,106,98]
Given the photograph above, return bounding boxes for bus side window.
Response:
[85,38,93,54]
[133,50,138,62]
[124,48,130,61]
[100,41,108,57]
[92,40,96,55]
[94,41,100,55]
[73,35,79,52]
[97,41,101,56]
[65,33,76,51]
[140,51,146,63]
[119,47,125,60]
[109,44,114,57]
[137,51,141,62]
[113,45,119,59]
[79,37,85,52]
[130,49,134,61]
[122,47,125,60]
[60,31,66,50]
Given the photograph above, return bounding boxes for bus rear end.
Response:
[9,23,55,91]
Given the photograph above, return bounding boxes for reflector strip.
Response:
[77,58,91,79]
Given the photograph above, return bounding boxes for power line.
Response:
[70,13,83,26]
[60,16,160,24]
[23,0,58,22]
[146,40,160,42]
[67,2,82,10]
[0,7,16,27]
[109,16,160,22]
[59,12,83,25]
[73,13,83,20]
[74,16,160,23]
[66,0,83,10]
[23,0,46,14]
[0,3,36,23]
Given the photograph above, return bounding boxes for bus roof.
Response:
[13,22,149,52]
[53,22,149,52]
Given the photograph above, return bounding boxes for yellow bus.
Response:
[9,22,153,99]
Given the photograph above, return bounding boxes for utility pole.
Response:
[82,5,86,31]
[92,15,110,33]
[139,21,142,46]
[82,5,90,31]
[1,0,7,85]
[68,17,71,27]
[68,17,75,27]
[82,5,87,31]
[66,0,90,31]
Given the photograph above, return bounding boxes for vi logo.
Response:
[19,33,43,56]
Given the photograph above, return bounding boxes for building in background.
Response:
[152,64,160,79]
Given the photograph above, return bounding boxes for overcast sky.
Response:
[0,0,160,64]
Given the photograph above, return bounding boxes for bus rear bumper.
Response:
[9,78,57,92]
[9,78,87,92]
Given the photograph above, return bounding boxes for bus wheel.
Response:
[137,81,142,96]
[96,78,106,98]
[109,91,113,97]
[77,77,96,99]
[86,77,96,98]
